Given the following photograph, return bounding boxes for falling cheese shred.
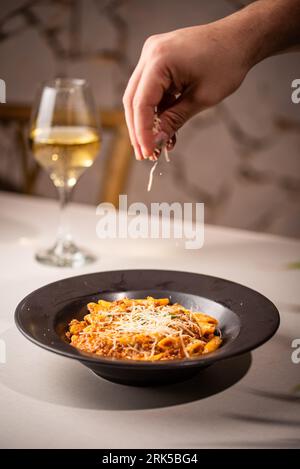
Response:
[147,161,158,192]
[147,113,171,192]
[67,297,222,361]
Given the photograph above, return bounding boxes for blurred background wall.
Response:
[0,0,300,237]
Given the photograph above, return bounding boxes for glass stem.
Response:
[56,185,73,247]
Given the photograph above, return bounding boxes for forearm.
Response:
[225,0,300,69]
[123,0,300,159]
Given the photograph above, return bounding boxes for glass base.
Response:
[35,239,96,268]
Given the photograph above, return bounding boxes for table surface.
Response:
[0,191,300,449]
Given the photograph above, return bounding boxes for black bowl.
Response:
[15,270,280,386]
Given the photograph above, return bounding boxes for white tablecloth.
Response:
[0,191,299,448]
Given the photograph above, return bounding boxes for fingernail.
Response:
[154,131,169,148]
[153,147,161,158]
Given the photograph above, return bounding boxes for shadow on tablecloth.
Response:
[0,327,251,410]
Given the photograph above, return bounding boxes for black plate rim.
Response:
[14,269,280,370]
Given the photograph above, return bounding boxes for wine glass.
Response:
[29,78,101,267]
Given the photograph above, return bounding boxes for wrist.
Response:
[223,0,300,71]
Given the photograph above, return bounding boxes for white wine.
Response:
[30,126,101,188]
[30,78,100,267]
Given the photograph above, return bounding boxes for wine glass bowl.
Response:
[29,78,101,267]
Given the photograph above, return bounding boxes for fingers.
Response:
[133,63,171,158]
[124,67,201,159]
[123,63,144,160]
[123,39,202,159]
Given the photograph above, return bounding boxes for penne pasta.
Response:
[203,336,222,354]
[67,297,222,361]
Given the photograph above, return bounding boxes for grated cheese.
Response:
[68,297,222,361]
[147,161,158,192]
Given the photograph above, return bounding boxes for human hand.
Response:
[123,19,252,160]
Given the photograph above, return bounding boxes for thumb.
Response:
[158,92,202,140]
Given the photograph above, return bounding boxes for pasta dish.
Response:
[66,296,222,361]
